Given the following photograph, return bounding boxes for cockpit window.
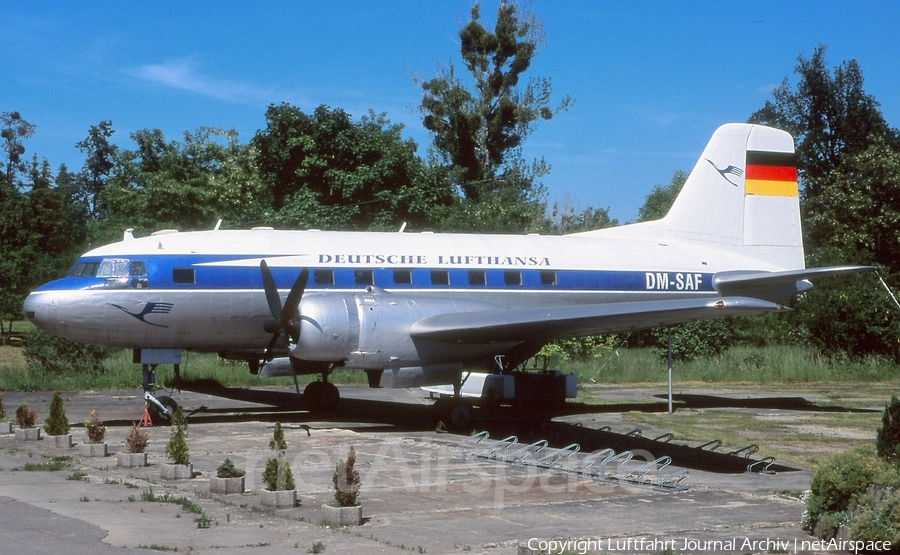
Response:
[68,261,100,277]
[97,258,131,278]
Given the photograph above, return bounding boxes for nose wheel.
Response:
[146,393,178,423]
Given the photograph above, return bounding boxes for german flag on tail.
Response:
[744,151,798,197]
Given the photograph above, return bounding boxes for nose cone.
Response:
[23,288,58,335]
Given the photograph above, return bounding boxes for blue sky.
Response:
[4,1,900,224]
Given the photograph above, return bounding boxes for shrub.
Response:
[877,395,900,464]
[83,410,107,443]
[262,457,295,491]
[651,321,733,362]
[125,423,149,453]
[24,328,113,374]
[44,391,70,436]
[804,446,900,540]
[269,422,287,453]
[332,446,361,507]
[15,404,37,428]
[165,406,189,465]
[262,422,293,491]
[850,487,900,545]
[216,458,245,479]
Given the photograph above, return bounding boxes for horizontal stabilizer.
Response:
[714,265,874,302]
[410,297,787,344]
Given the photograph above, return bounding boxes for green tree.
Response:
[1,156,87,339]
[253,104,444,231]
[75,120,118,220]
[0,112,35,335]
[0,111,35,193]
[418,1,570,231]
[637,170,687,222]
[101,126,263,237]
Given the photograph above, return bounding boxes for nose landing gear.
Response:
[142,363,178,424]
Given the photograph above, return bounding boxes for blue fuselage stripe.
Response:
[38,254,715,294]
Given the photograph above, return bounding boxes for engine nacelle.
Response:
[292,289,505,370]
[294,294,358,361]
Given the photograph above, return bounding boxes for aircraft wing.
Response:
[713,265,875,301]
[409,296,786,344]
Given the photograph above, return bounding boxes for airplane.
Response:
[23,123,870,427]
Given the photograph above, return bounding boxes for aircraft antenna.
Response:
[214,219,222,231]
[876,271,900,311]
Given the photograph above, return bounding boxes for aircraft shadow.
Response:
[116,379,864,473]
[658,393,878,413]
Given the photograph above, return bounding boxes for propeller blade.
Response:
[264,332,279,362]
[260,259,283,320]
[282,268,309,343]
[259,261,309,358]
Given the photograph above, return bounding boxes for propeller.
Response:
[260,260,309,361]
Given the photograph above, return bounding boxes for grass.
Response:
[556,344,900,385]
[620,402,883,470]
[15,455,73,472]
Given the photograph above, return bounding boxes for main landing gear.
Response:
[431,373,473,429]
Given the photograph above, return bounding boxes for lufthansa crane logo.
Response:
[706,159,743,187]
[109,302,173,327]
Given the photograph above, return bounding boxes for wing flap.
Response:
[409,297,787,344]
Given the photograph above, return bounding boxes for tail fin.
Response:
[661,123,804,269]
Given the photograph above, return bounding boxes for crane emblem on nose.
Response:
[108,302,173,327]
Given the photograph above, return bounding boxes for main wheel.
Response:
[304,381,340,412]
[432,398,472,429]
[449,403,472,428]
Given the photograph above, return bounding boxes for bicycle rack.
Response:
[746,456,777,475]
[729,444,759,458]
[697,439,722,451]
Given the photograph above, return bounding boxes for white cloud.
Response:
[128,58,294,106]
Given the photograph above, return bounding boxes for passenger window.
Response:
[468,271,486,286]
[504,271,522,286]
[430,270,449,286]
[173,268,195,284]
[354,270,374,286]
[314,269,334,285]
[540,270,557,286]
[393,269,412,285]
